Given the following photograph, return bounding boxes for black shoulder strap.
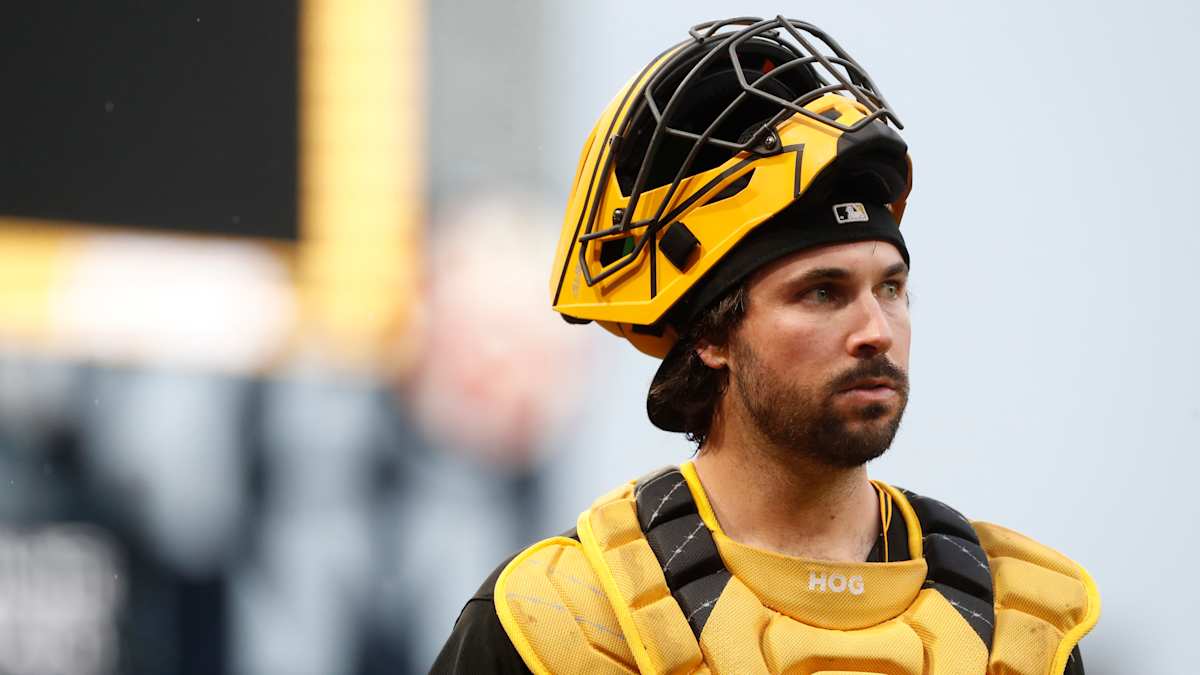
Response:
[899,488,996,653]
[633,466,730,638]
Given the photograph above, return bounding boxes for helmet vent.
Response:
[706,169,754,205]
[599,236,636,267]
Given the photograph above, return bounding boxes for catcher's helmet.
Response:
[549,16,912,359]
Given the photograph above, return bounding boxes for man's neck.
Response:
[693,415,880,562]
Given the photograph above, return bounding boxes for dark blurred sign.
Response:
[0,2,298,240]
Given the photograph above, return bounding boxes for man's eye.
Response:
[878,281,902,299]
[803,287,836,304]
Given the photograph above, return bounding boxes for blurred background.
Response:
[0,1,1196,673]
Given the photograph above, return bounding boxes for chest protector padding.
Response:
[900,488,996,650]
[494,466,1099,675]
[635,467,733,637]
[492,533,638,674]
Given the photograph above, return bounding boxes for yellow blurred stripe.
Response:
[298,0,425,371]
[0,219,77,343]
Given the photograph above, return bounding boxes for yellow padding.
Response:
[759,597,925,674]
[714,529,927,630]
[989,609,1065,675]
[579,497,663,675]
[976,522,1101,675]
[494,536,636,675]
[703,583,991,674]
[976,522,1086,580]
[590,498,643,550]
[603,539,671,610]
[579,475,705,675]
[697,580,772,674]
[991,556,1089,634]
[590,480,637,511]
[517,470,1101,675]
[901,588,990,673]
[702,578,991,674]
[633,595,705,674]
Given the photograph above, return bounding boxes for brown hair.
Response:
[647,283,749,447]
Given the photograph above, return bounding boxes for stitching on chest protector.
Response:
[635,466,731,636]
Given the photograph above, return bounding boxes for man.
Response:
[434,16,1099,674]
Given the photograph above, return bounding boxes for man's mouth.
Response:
[839,377,897,393]
[836,378,899,402]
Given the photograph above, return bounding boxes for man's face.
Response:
[717,240,911,467]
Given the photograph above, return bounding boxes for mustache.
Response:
[828,357,909,395]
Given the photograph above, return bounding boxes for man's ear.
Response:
[695,339,729,369]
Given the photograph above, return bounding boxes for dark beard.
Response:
[731,346,909,468]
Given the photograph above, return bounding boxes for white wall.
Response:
[538,3,1200,672]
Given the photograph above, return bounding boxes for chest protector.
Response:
[494,463,1099,675]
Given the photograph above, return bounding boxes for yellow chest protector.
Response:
[494,463,1099,675]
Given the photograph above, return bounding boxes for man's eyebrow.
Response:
[787,262,908,286]
[794,267,851,283]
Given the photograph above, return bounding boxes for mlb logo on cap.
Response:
[833,202,869,224]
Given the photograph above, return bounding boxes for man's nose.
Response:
[846,294,894,358]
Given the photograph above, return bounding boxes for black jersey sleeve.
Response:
[1063,645,1085,675]
[428,597,529,674]
[429,554,530,675]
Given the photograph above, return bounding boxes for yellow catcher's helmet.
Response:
[550,16,912,359]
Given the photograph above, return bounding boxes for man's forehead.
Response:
[756,240,908,282]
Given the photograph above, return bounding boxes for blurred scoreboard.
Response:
[1,2,299,240]
[0,1,423,373]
